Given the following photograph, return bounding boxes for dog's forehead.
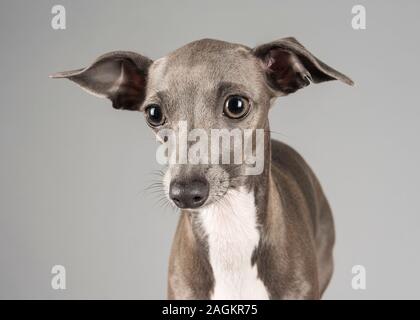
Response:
[148,39,263,92]
[167,38,251,65]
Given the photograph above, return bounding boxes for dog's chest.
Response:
[199,188,269,300]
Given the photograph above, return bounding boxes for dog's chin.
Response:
[170,200,212,212]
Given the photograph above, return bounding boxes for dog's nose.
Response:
[169,179,209,209]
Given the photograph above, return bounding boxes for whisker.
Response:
[264,129,289,138]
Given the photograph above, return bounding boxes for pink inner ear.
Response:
[266,49,294,74]
[263,48,311,94]
[122,60,145,89]
[109,60,147,110]
[266,56,276,68]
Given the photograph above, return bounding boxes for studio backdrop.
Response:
[0,0,419,299]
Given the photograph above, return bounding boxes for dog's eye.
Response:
[223,96,250,119]
[145,104,165,127]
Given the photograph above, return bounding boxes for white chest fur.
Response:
[199,187,269,300]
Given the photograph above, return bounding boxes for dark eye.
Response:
[223,96,250,119]
[145,104,165,127]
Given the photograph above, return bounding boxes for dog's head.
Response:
[51,38,352,210]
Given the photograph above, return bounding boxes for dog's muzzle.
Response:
[169,178,209,209]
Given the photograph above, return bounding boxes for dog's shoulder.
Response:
[270,138,322,192]
[270,139,324,223]
[270,139,312,174]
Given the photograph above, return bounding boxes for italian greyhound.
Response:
[51,37,353,299]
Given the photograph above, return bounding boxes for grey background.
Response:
[0,0,419,299]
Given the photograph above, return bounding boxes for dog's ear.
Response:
[50,51,153,110]
[253,37,353,95]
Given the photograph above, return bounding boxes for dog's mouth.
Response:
[170,189,230,211]
[167,180,232,211]
[164,165,240,210]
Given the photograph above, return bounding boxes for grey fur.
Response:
[51,37,352,299]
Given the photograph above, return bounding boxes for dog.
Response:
[51,37,353,299]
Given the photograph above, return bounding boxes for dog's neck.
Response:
[247,129,273,228]
[188,128,274,234]
[185,130,274,299]
[187,127,274,233]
